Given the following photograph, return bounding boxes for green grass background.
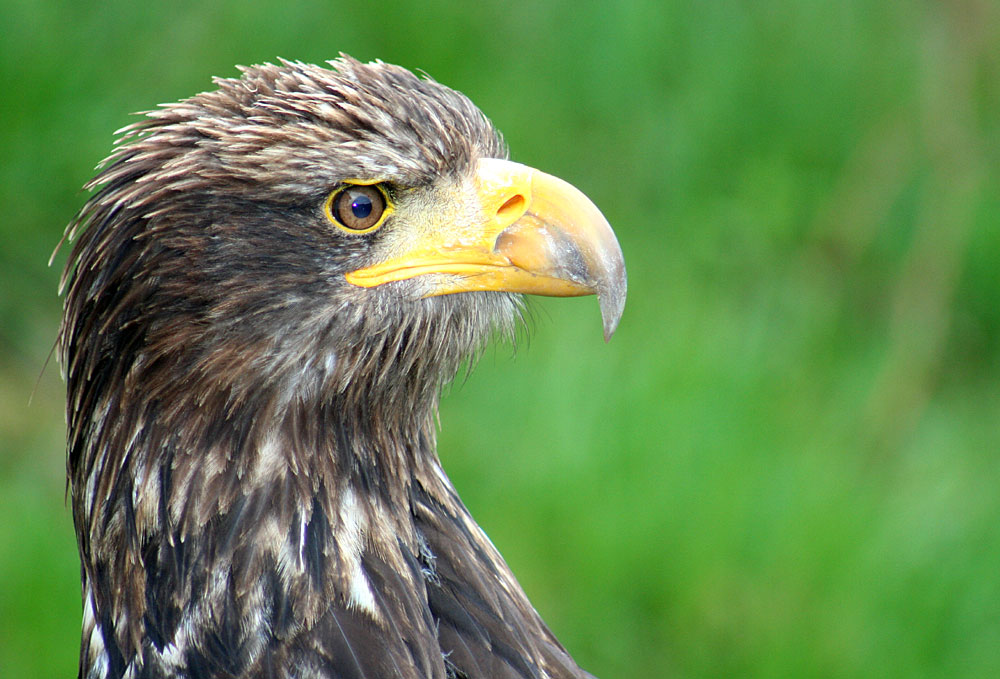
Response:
[2,1,999,677]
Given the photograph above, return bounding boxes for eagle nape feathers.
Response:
[58,56,626,679]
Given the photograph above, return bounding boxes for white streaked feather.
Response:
[338,488,377,615]
[82,589,111,679]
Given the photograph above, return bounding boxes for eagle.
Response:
[58,57,625,679]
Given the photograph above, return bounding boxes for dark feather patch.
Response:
[305,494,331,587]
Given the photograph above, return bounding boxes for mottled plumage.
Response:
[59,57,623,679]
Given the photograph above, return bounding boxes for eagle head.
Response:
[60,57,625,679]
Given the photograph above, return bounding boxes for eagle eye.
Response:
[326,183,390,233]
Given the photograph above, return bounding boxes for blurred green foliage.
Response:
[2,0,998,677]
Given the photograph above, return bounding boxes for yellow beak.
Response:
[345,158,626,340]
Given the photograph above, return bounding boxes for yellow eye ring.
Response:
[324,182,393,234]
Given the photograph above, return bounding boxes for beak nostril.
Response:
[496,194,527,223]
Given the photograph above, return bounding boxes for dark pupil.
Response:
[351,193,373,219]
